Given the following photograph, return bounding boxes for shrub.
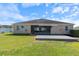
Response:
[70,30,79,37]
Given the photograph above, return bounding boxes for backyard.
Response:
[0,33,79,56]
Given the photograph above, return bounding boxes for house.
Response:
[0,25,13,33]
[12,19,74,35]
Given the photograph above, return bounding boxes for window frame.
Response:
[65,26,68,31]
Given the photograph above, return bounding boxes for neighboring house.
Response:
[12,19,74,35]
[0,25,13,33]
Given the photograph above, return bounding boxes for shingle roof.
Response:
[14,19,74,25]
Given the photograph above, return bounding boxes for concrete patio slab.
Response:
[35,35,79,41]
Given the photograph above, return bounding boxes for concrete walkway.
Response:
[35,35,79,41]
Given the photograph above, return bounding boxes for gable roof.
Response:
[14,19,74,25]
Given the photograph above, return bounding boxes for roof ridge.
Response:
[13,19,74,25]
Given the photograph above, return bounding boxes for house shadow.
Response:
[4,33,79,42]
[36,39,79,42]
[5,33,35,36]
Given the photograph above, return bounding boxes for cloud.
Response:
[56,18,79,27]
[61,19,79,27]
[52,4,79,14]
[42,11,49,18]
[31,13,38,16]
[50,18,79,27]
[52,7,63,13]
[73,20,79,27]
[0,4,29,25]
[52,6,70,14]
[42,14,46,18]
[61,7,69,13]
[72,6,78,12]
[45,3,49,7]
[0,3,79,27]
[63,6,79,19]
[67,11,79,18]
[51,4,79,27]
[22,3,41,8]
[45,11,48,15]
[71,6,79,16]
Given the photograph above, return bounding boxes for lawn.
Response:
[0,33,79,56]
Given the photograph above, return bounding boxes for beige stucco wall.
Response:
[12,24,31,34]
[12,23,58,34]
[51,24,73,34]
[12,23,73,34]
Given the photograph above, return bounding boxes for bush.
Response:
[70,30,79,37]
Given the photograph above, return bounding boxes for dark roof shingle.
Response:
[14,19,74,25]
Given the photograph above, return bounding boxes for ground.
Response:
[0,33,79,56]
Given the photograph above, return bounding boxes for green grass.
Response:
[0,33,79,56]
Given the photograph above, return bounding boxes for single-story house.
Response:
[12,19,74,35]
[0,25,13,33]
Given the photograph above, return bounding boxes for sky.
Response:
[0,3,79,26]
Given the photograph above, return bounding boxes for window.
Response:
[21,26,24,28]
[16,26,19,30]
[65,26,68,31]
[34,27,40,31]
[41,27,46,31]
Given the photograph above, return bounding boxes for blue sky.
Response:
[0,3,79,26]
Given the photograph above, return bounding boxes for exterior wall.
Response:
[13,24,31,34]
[13,23,73,34]
[12,23,57,34]
[51,24,73,34]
